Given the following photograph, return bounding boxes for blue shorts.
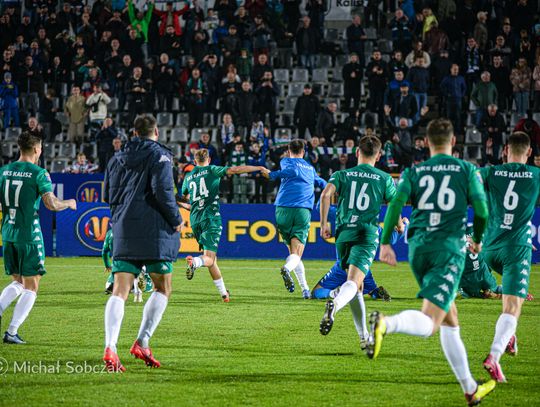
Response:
[317,261,377,294]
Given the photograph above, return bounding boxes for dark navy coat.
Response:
[104,137,182,261]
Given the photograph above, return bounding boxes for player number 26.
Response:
[418,175,455,211]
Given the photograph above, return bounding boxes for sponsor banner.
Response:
[56,203,540,263]
[50,173,105,203]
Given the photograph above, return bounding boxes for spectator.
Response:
[405,40,431,68]
[463,37,481,97]
[440,64,467,135]
[294,84,320,139]
[198,131,220,165]
[295,16,319,72]
[514,111,540,157]
[64,86,87,145]
[220,25,241,68]
[473,11,488,52]
[421,8,437,40]
[533,55,540,112]
[384,69,408,112]
[155,53,177,112]
[316,101,337,146]
[413,136,429,165]
[251,53,272,88]
[248,140,269,203]
[17,54,44,115]
[488,55,512,111]
[237,48,252,81]
[424,21,448,56]
[487,36,512,67]
[96,117,118,172]
[479,104,506,165]
[154,1,189,37]
[388,50,408,77]
[236,81,258,129]
[337,108,362,142]
[220,70,240,116]
[64,152,99,173]
[220,113,236,150]
[86,84,111,138]
[186,68,207,130]
[342,53,363,113]
[25,116,46,141]
[199,54,221,116]
[389,8,412,54]
[510,57,532,117]
[305,0,326,36]
[0,72,19,128]
[471,71,498,126]
[406,56,429,120]
[255,70,279,132]
[250,15,271,60]
[127,0,154,59]
[125,67,148,124]
[346,15,367,66]
[366,50,388,117]
[38,88,61,140]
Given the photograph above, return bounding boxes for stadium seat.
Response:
[203,113,215,127]
[292,68,309,83]
[190,128,211,142]
[58,143,76,158]
[56,112,69,127]
[361,112,379,127]
[312,68,329,83]
[316,55,333,68]
[510,112,520,127]
[325,28,339,42]
[365,27,377,40]
[378,39,393,54]
[329,83,344,97]
[274,128,292,142]
[108,97,119,112]
[465,128,482,144]
[169,128,189,143]
[278,113,293,127]
[171,97,181,111]
[274,69,290,83]
[288,83,304,97]
[5,127,22,141]
[43,143,57,158]
[283,97,297,113]
[157,112,174,128]
[464,146,482,161]
[336,54,349,67]
[176,113,189,127]
[1,142,14,159]
[81,143,97,160]
[51,158,70,173]
[168,144,182,157]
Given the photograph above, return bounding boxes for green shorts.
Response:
[336,240,378,273]
[3,241,46,277]
[275,207,311,245]
[483,246,531,299]
[459,254,499,298]
[410,249,465,312]
[192,218,222,252]
[112,260,173,276]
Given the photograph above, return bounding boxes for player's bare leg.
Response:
[3,275,40,344]
[484,294,524,382]
[103,272,134,372]
[187,250,229,301]
[131,273,171,368]
[320,266,365,335]
[0,275,24,333]
[133,278,143,303]
[280,238,306,295]
[208,258,230,302]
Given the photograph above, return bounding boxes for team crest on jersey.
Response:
[503,213,514,226]
[75,206,111,251]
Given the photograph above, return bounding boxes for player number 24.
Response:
[418,175,455,211]
[4,180,23,207]
[189,178,209,201]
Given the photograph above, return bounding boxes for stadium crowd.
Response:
[1,0,540,202]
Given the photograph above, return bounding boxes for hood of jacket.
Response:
[115,138,170,169]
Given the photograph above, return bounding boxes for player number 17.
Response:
[4,179,23,207]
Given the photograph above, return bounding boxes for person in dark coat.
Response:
[294,84,320,139]
[488,54,512,111]
[479,104,506,165]
[316,101,337,146]
[346,15,367,66]
[255,70,279,132]
[235,81,258,128]
[365,50,388,118]
[103,114,183,371]
[295,16,319,72]
[342,53,363,113]
[96,117,119,172]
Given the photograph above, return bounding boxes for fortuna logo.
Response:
[434,293,445,302]
[443,273,455,283]
[159,155,171,163]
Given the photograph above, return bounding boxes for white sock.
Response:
[133,279,141,295]
[333,281,358,312]
[193,256,203,268]
[490,313,517,362]
[440,326,477,394]
[0,281,24,315]
[104,295,125,353]
[137,291,168,348]
[283,254,300,273]
[349,293,368,339]
[293,261,309,291]
[213,278,228,296]
[7,289,37,335]
[385,310,434,337]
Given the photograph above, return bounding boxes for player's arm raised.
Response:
[319,183,336,239]
[42,192,77,211]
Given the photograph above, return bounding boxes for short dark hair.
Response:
[133,114,157,138]
[508,131,531,155]
[288,139,305,155]
[194,148,209,163]
[426,118,454,146]
[358,135,382,157]
[18,131,42,154]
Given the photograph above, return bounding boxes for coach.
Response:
[101,114,182,372]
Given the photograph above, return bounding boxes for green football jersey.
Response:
[182,165,229,225]
[397,154,486,253]
[329,164,396,243]
[480,163,540,249]
[0,161,53,244]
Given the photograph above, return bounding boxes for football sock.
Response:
[490,313,517,362]
[385,310,433,337]
[333,281,358,312]
[312,288,331,299]
[0,281,24,315]
[213,278,228,296]
[293,261,309,291]
[193,256,203,268]
[283,254,300,273]
[7,289,37,335]
[349,293,368,339]
[137,291,168,348]
[133,279,141,295]
[105,295,125,353]
[440,326,477,394]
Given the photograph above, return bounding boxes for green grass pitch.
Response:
[0,258,538,406]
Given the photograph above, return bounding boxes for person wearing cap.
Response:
[0,72,20,128]
[294,84,320,139]
[386,81,418,127]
